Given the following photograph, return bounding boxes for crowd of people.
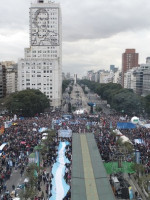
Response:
[0,113,62,199]
[0,85,150,200]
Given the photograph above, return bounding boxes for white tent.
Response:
[42,136,47,140]
[73,109,85,114]
[42,133,48,136]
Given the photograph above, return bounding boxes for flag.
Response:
[0,126,4,135]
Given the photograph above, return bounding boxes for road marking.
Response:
[80,135,99,200]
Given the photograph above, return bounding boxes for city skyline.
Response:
[0,0,150,77]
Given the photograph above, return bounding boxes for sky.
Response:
[0,0,150,77]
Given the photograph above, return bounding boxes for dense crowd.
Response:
[0,100,150,199]
[0,112,61,199]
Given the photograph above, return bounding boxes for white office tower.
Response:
[18,0,62,107]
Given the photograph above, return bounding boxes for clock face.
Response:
[31,8,59,46]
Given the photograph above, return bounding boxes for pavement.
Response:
[1,162,52,199]
[70,84,90,113]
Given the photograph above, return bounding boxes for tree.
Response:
[40,130,56,160]
[95,105,102,112]
[4,89,50,117]
[62,80,71,93]
[78,79,145,115]
[20,163,39,200]
[112,90,142,115]
[132,163,145,178]
[144,95,150,115]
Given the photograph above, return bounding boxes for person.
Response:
[34,196,38,200]
[135,191,138,198]
[20,169,23,177]
[12,184,15,190]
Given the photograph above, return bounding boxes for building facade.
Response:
[124,60,150,96]
[122,49,139,86]
[0,64,6,98]
[18,0,62,107]
[124,68,136,92]
[6,64,18,95]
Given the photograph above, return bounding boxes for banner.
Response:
[0,126,4,135]
[135,150,140,164]
[4,121,12,128]
[58,129,72,138]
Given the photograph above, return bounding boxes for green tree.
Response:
[4,89,50,117]
[144,95,150,116]
[132,163,145,178]
[78,79,145,115]
[40,130,56,160]
[112,90,142,115]
[62,80,71,93]
[20,163,39,200]
[95,105,102,112]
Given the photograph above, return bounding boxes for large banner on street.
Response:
[58,129,72,138]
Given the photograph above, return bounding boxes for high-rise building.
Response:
[0,64,6,98]
[124,59,150,96]
[146,57,150,64]
[110,65,118,73]
[6,64,18,95]
[122,49,139,86]
[18,0,62,107]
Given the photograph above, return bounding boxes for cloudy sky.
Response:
[0,0,150,77]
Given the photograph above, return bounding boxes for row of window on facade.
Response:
[31,50,57,53]
[22,64,53,67]
[30,54,57,58]
[23,83,52,89]
[22,70,52,73]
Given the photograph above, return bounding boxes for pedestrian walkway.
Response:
[71,133,115,200]
[80,135,99,200]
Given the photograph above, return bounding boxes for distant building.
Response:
[146,57,150,64]
[6,64,18,95]
[66,73,71,80]
[124,59,150,96]
[2,61,16,67]
[142,59,150,96]
[143,70,150,96]
[99,71,114,83]
[122,49,139,86]
[110,65,118,73]
[0,64,6,98]
[62,72,65,81]
[87,70,94,81]
[113,70,122,84]
[124,68,137,92]
[85,69,121,84]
